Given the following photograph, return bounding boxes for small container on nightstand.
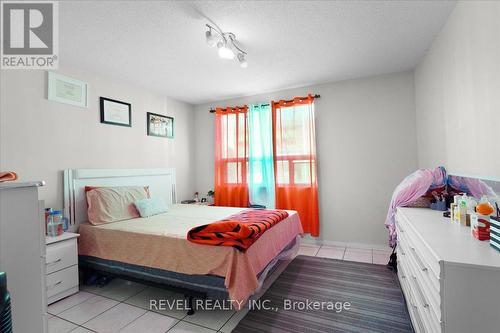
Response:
[45,232,79,305]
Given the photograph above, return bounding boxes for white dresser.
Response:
[0,182,47,333]
[396,208,500,333]
[46,232,79,304]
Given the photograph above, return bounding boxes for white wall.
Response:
[194,71,418,247]
[0,66,196,209]
[415,1,500,179]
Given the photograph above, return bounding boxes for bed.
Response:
[64,168,303,311]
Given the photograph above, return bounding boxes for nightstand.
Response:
[194,201,214,206]
[181,200,214,206]
[45,232,79,304]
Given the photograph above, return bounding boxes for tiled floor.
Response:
[48,245,391,333]
[298,243,392,265]
[48,280,233,333]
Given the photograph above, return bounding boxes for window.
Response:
[220,112,248,184]
[274,104,317,186]
[272,95,319,236]
[214,107,249,207]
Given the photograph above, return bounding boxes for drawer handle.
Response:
[396,221,405,233]
[412,275,430,309]
[46,258,62,266]
[408,291,418,309]
[47,280,63,290]
[411,247,428,272]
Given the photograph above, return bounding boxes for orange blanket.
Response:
[187,209,289,251]
[0,171,17,182]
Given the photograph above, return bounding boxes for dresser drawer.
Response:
[46,238,77,274]
[398,231,441,321]
[398,228,441,294]
[400,262,427,333]
[408,266,442,332]
[46,265,78,299]
[396,213,441,279]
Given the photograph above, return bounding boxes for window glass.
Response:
[238,113,246,158]
[221,112,248,184]
[227,162,237,183]
[275,105,311,157]
[250,161,263,184]
[275,104,315,185]
[276,160,289,184]
[293,160,311,184]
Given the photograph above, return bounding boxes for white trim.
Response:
[63,168,176,232]
[300,237,389,251]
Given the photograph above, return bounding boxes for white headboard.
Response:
[63,168,176,232]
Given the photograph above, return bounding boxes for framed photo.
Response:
[47,71,88,108]
[100,97,132,127]
[147,112,174,138]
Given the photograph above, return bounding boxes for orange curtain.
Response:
[214,106,249,207]
[272,95,319,236]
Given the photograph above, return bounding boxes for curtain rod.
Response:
[209,94,320,113]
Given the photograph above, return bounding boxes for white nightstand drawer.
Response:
[46,237,77,274]
[46,265,78,299]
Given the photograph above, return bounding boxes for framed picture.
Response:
[47,71,88,108]
[100,97,132,127]
[147,112,174,138]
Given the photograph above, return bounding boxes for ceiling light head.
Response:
[237,53,248,68]
[217,41,235,60]
[205,29,217,47]
[206,23,246,64]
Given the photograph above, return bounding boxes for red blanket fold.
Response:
[0,171,17,183]
[187,209,289,251]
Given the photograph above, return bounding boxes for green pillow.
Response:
[134,197,168,217]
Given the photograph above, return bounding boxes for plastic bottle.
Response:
[51,210,64,236]
[476,196,494,216]
[459,194,468,226]
[47,214,58,237]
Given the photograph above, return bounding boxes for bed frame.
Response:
[63,168,296,314]
[64,168,176,233]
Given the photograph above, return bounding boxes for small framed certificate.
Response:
[100,97,132,127]
[47,72,88,108]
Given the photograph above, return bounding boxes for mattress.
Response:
[78,204,303,306]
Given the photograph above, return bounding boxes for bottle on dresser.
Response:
[470,196,494,241]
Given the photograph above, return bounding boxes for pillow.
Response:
[85,185,150,207]
[134,197,169,218]
[87,186,149,225]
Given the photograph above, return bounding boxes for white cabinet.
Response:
[396,208,500,333]
[0,182,47,333]
[45,233,79,304]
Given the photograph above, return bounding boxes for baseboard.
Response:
[300,237,390,251]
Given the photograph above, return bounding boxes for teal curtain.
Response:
[248,103,275,208]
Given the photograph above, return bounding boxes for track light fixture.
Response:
[205,29,217,47]
[205,24,247,68]
[237,53,247,68]
[217,41,235,59]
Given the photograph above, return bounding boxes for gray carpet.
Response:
[233,255,413,333]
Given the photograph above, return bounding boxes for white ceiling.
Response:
[60,0,455,104]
